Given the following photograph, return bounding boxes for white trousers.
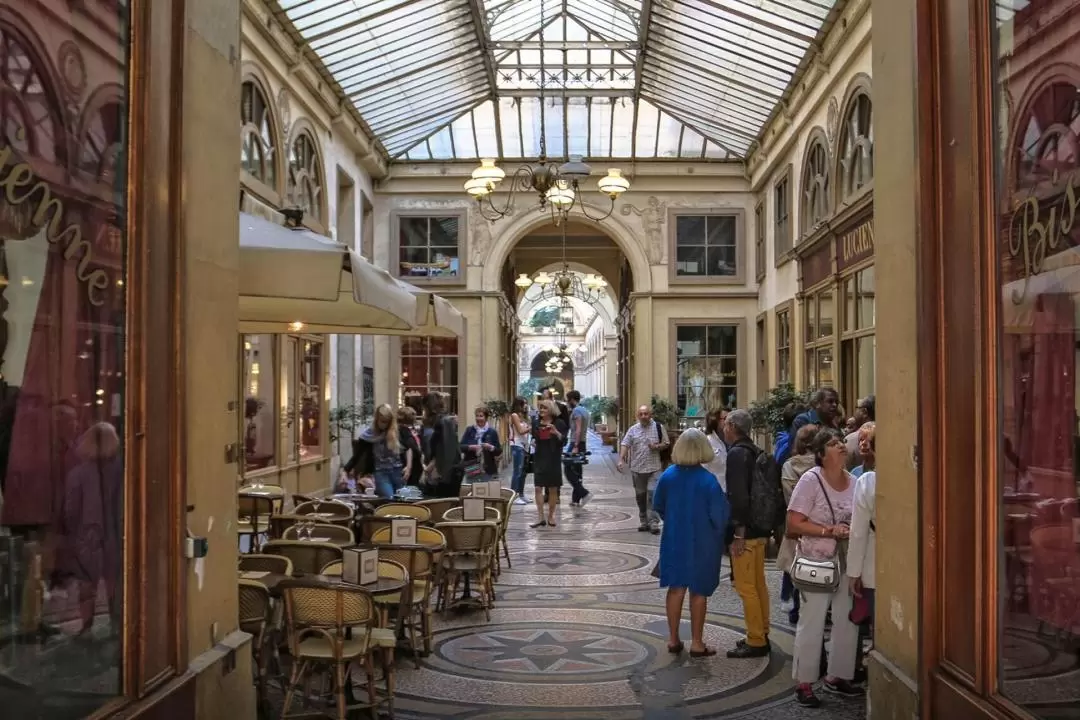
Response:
[792,585,859,684]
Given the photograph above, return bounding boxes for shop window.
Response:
[396,216,462,281]
[401,337,459,414]
[0,8,129,716]
[756,316,768,399]
[801,135,831,235]
[754,202,766,282]
[841,267,875,409]
[804,289,834,389]
[774,168,793,261]
[839,91,874,199]
[672,213,741,280]
[288,130,323,227]
[242,334,276,471]
[993,13,1080,711]
[776,307,792,385]
[240,79,278,194]
[298,339,323,459]
[674,324,739,424]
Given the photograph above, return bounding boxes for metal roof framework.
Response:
[275,0,840,162]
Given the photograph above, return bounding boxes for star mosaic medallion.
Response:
[445,628,647,674]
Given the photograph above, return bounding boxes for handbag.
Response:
[789,472,843,594]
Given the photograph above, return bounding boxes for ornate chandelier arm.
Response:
[477,164,537,220]
[572,191,619,223]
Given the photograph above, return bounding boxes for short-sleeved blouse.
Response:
[787,467,855,560]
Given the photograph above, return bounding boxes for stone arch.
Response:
[286,117,328,231]
[480,204,652,293]
[834,72,873,205]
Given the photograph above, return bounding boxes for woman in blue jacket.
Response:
[460,405,502,481]
[653,428,731,657]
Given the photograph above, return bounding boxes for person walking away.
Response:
[617,405,670,534]
[344,404,405,498]
[779,424,820,620]
[529,400,566,527]
[703,408,728,490]
[723,408,783,658]
[786,428,863,707]
[397,406,424,487]
[508,397,531,505]
[653,429,730,657]
[460,405,502,482]
[563,390,593,507]
[421,392,462,498]
[791,388,841,437]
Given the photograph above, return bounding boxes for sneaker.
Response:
[569,502,580,508]
[650,526,661,535]
[513,497,528,506]
[822,678,865,697]
[638,521,650,532]
[736,636,771,650]
[579,492,593,507]
[780,598,795,613]
[795,684,821,707]
[726,642,770,659]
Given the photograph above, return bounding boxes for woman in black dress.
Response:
[531,399,567,528]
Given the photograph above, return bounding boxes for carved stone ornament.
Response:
[826,96,840,154]
[277,87,292,138]
[468,209,494,267]
[620,196,667,264]
[57,41,87,101]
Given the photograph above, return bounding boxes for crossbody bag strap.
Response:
[814,470,837,526]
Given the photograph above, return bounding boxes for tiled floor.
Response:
[373,435,869,720]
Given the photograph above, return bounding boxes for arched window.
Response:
[801,136,831,233]
[288,130,323,226]
[0,26,64,165]
[79,99,124,182]
[839,92,874,199]
[1012,80,1080,190]
[240,79,278,190]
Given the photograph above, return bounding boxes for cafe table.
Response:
[239,571,406,598]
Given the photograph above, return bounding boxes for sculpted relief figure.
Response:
[469,209,494,267]
[620,196,667,264]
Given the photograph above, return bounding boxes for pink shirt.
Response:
[788,467,855,560]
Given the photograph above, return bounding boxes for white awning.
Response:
[238,213,463,337]
[395,280,466,339]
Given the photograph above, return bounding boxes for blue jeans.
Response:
[510,445,526,495]
[374,469,403,499]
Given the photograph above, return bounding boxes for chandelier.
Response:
[539,304,580,374]
[462,2,630,225]
[513,218,608,302]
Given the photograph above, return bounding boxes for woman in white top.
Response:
[703,409,728,490]
[508,396,532,505]
[846,431,877,605]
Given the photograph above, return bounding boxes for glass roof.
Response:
[275,0,839,161]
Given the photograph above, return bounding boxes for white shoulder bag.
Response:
[789,472,843,594]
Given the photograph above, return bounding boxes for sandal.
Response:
[667,642,684,654]
[547,519,558,527]
[689,647,717,658]
[529,521,548,529]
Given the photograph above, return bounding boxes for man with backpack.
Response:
[723,409,785,659]
[616,404,670,534]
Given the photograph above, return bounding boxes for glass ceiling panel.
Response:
[275,0,838,161]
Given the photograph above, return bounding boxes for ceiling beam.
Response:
[492,40,639,50]
[630,0,654,159]
[499,88,635,98]
[466,0,499,94]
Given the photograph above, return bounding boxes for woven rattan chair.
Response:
[414,497,460,522]
[442,505,502,524]
[356,515,393,544]
[369,537,442,665]
[320,560,343,576]
[238,554,293,576]
[294,499,354,525]
[479,493,515,574]
[262,540,343,576]
[433,521,500,620]
[282,522,355,546]
[238,579,273,715]
[237,494,274,554]
[279,581,393,719]
[373,503,431,522]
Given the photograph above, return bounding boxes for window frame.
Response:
[774,299,794,386]
[754,200,766,283]
[240,333,278,476]
[756,312,768,400]
[773,164,794,266]
[800,129,832,238]
[667,209,747,286]
[668,318,748,424]
[239,66,282,208]
[286,121,327,235]
[835,74,875,207]
[400,336,461,414]
[839,263,876,411]
[391,210,468,286]
[802,282,836,390]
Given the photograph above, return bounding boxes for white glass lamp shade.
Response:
[471,159,505,184]
[545,180,575,208]
[598,168,630,197]
[534,271,553,286]
[514,273,533,288]
[464,177,492,197]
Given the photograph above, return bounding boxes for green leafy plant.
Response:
[517,377,542,398]
[528,306,561,328]
[328,402,368,446]
[748,383,814,435]
[650,395,679,430]
[483,398,511,418]
[582,395,619,424]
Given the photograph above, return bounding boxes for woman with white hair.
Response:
[653,428,731,657]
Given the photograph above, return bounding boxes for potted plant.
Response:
[748,383,814,447]
[650,394,680,440]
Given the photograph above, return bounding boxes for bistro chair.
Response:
[238,554,292,577]
[262,540,343,576]
[237,494,275,554]
[279,581,393,720]
[356,515,393,545]
[442,506,501,524]
[238,579,273,715]
[370,532,443,664]
[294,499,354,525]
[414,498,460,523]
[282,522,355,546]
[433,521,500,620]
[320,560,342,576]
[269,514,302,540]
[476,493,515,573]
[374,503,431,522]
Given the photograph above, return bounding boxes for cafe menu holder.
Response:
[472,480,502,498]
[462,496,486,521]
[391,517,417,546]
[343,547,379,586]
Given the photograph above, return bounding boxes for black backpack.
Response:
[748,445,785,533]
[655,421,673,469]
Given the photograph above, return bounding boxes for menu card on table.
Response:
[343,547,379,585]
[462,497,486,521]
[472,480,502,498]
[391,517,417,546]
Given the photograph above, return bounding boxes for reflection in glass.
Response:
[0,3,130,715]
[674,324,737,420]
[995,5,1080,714]
[816,347,834,387]
[674,216,737,278]
[400,338,459,415]
[856,335,875,400]
[243,335,276,471]
[299,340,322,458]
[283,337,296,464]
[858,267,876,329]
[818,289,834,339]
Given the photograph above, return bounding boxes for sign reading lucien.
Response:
[0,129,110,306]
[838,222,874,270]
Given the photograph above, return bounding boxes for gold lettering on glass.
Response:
[841,223,875,264]
[0,130,110,306]
[1007,170,1080,303]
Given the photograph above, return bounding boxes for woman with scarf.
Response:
[345,404,405,498]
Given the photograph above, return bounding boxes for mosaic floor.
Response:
[376,435,869,720]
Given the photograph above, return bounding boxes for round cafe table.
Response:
[240,571,406,599]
